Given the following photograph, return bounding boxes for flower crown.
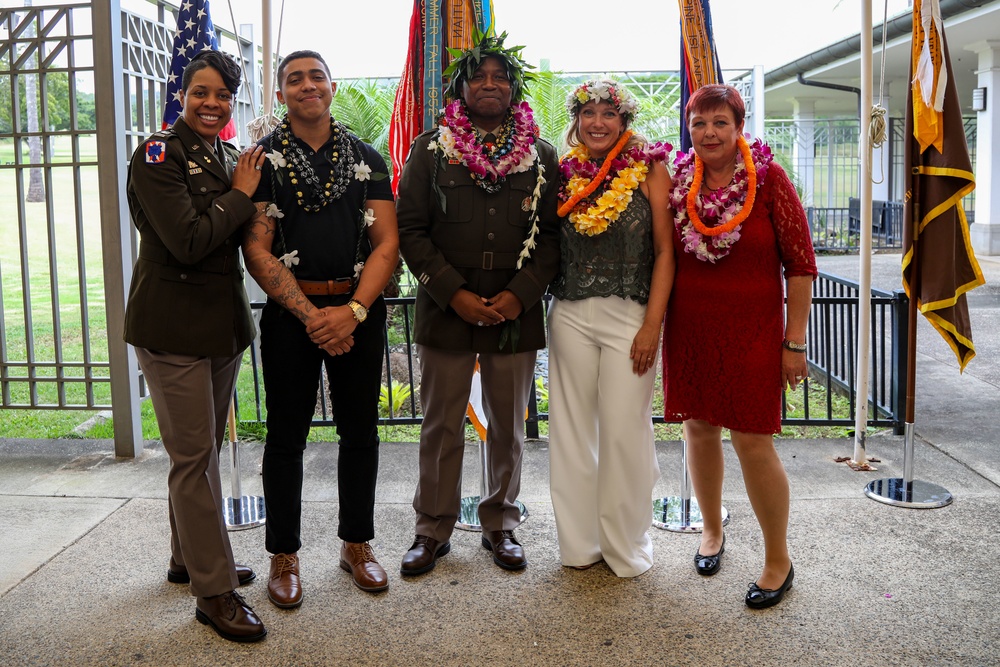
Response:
[443,27,535,103]
[566,79,639,122]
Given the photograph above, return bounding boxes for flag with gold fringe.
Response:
[678,0,723,151]
[903,0,984,371]
[388,0,494,194]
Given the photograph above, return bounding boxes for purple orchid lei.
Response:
[669,137,774,263]
[433,99,539,184]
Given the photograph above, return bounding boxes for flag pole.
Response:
[223,399,266,529]
[864,156,950,507]
[852,0,874,467]
[865,0,954,509]
[262,0,272,118]
[652,0,728,534]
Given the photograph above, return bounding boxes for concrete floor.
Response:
[0,253,997,666]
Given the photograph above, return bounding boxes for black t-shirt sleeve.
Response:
[360,143,394,202]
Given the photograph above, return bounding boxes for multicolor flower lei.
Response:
[558,135,671,236]
[433,98,539,192]
[669,136,773,263]
[430,98,545,267]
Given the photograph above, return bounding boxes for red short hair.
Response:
[686,84,745,126]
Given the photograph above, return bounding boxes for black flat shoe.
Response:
[694,534,725,576]
[745,563,794,609]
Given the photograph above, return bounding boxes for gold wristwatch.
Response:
[347,299,368,323]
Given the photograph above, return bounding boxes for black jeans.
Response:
[259,296,386,553]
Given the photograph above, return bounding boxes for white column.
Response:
[792,98,816,207]
[749,65,766,141]
[967,40,1000,255]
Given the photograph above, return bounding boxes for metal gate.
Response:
[0,0,261,455]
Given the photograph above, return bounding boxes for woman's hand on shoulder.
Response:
[231,145,266,197]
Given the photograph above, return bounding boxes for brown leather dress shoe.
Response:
[400,535,451,576]
[482,530,527,571]
[195,590,267,643]
[267,552,302,608]
[167,563,256,586]
[339,541,389,592]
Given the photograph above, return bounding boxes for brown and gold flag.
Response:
[902,0,984,372]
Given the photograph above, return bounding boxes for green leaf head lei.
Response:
[442,27,535,104]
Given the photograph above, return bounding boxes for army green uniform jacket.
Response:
[396,129,560,353]
[124,118,256,357]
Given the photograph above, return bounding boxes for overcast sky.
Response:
[224,0,913,78]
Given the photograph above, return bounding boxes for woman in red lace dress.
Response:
[663,85,817,609]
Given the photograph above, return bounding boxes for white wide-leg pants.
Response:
[548,296,661,578]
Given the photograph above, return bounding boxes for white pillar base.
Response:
[971,222,1000,255]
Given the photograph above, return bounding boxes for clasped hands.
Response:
[305,305,356,355]
[450,288,522,327]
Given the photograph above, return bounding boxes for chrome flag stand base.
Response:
[652,496,730,533]
[456,439,528,532]
[653,439,730,532]
[865,423,953,509]
[224,401,266,530]
[224,495,267,531]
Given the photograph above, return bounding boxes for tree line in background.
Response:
[0,58,97,134]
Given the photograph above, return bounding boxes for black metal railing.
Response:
[802,274,906,433]
[806,200,905,252]
[237,270,907,435]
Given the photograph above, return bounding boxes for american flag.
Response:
[161,0,237,141]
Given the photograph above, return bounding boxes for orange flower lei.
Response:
[686,135,756,236]
[557,130,634,217]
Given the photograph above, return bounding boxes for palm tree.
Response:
[524,70,572,149]
[332,80,396,178]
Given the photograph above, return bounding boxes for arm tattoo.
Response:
[244,201,314,323]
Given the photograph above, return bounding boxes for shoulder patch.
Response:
[145,141,167,164]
